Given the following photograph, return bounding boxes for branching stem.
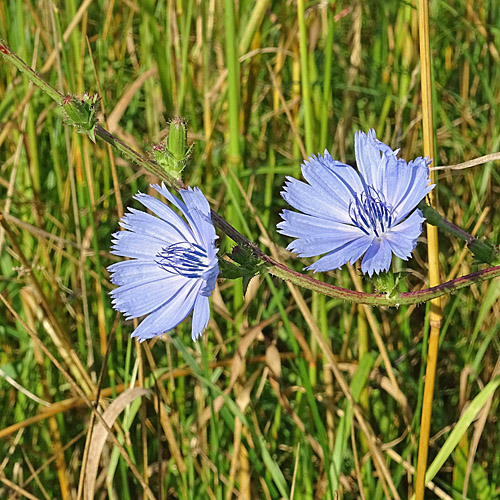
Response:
[2,39,500,308]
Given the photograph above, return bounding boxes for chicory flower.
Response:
[108,183,219,341]
[278,130,434,276]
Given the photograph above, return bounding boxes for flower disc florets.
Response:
[277,130,434,276]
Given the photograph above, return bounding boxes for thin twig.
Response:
[431,152,500,171]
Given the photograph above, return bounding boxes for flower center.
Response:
[349,187,394,238]
[156,242,210,278]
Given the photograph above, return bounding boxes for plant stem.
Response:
[297,0,314,153]
[223,0,244,325]
[320,2,335,150]
[239,0,270,55]
[415,0,441,498]
[3,39,500,310]
[0,40,62,102]
[421,202,499,264]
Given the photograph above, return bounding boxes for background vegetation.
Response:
[0,0,500,498]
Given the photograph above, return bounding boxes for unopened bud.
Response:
[61,92,99,142]
[372,271,406,299]
[152,116,193,179]
[167,116,188,161]
[468,238,500,265]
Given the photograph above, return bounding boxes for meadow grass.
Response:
[1,1,500,499]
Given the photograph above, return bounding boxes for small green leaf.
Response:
[219,245,268,295]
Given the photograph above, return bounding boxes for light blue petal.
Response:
[393,209,425,238]
[175,186,218,260]
[134,192,195,243]
[355,130,383,189]
[108,259,165,286]
[131,279,201,341]
[389,158,433,221]
[179,186,211,216]
[177,188,214,245]
[306,235,372,272]
[278,210,355,239]
[111,274,189,318]
[152,183,190,214]
[120,208,188,245]
[111,231,165,259]
[285,225,367,257]
[355,129,403,193]
[155,184,217,250]
[385,210,424,260]
[300,153,362,214]
[281,177,352,224]
[321,150,365,192]
[187,207,217,250]
[361,238,393,276]
[200,260,219,295]
[191,295,210,341]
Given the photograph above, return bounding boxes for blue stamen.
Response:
[349,187,394,238]
[156,242,210,278]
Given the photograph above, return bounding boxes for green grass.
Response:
[1,0,500,499]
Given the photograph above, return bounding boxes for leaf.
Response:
[219,245,268,295]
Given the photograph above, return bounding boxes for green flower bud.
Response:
[168,116,188,161]
[152,117,193,179]
[372,271,406,299]
[60,92,99,142]
[468,239,500,265]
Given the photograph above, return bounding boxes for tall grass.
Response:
[1,1,500,499]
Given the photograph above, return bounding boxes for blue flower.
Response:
[277,130,434,276]
[108,183,219,341]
